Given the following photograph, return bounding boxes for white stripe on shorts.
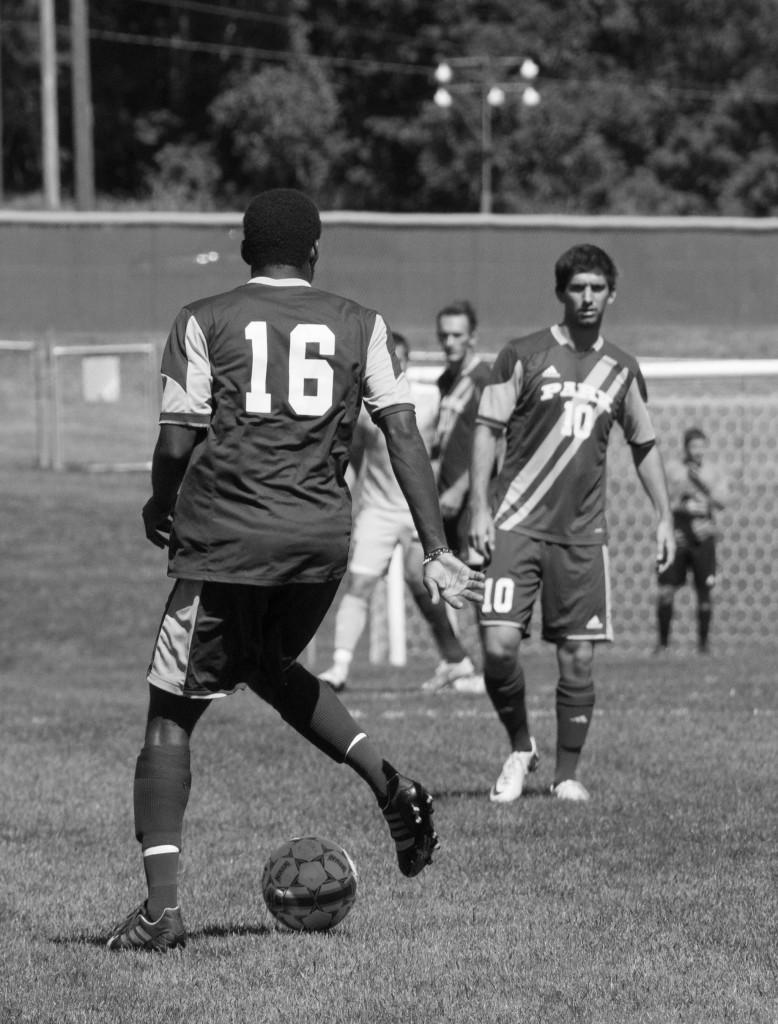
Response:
[146,579,223,699]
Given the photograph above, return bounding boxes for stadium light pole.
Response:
[433,57,540,214]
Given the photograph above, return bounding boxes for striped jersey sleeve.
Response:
[362,315,413,420]
[477,347,525,429]
[158,308,212,427]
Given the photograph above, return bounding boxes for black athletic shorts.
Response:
[147,578,340,700]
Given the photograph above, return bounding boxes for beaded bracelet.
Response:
[423,546,453,565]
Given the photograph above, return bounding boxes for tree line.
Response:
[3,0,778,214]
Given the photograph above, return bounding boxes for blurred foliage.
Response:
[2,0,777,212]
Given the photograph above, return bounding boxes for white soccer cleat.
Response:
[452,673,486,694]
[550,779,591,802]
[489,738,540,803]
[421,656,476,693]
[318,665,348,691]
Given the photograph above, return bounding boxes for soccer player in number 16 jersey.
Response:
[106,189,484,952]
[468,244,675,805]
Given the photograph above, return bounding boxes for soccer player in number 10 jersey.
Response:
[106,189,484,952]
[468,244,675,804]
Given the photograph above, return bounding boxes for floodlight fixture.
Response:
[434,62,453,85]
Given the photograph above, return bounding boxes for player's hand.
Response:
[655,518,676,573]
[423,551,485,610]
[142,497,173,549]
[467,506,494,565]
[684,495,709,517]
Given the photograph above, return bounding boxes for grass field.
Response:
[1,467,776,1024]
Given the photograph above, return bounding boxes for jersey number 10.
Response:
[245,321,335,416]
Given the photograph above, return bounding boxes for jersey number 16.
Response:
[245,321,335,416]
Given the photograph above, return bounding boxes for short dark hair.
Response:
[684,426,707,447]
[436,300,478,332]
[555,244,618,293]
[241,189,322,269]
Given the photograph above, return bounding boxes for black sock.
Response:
[133,744,191,917]
[657,601,673,646]
[144,851,180,920]
[555,680,595,784]
[484,662,530,750]
[698,599,712,648]
[277,662,372,762]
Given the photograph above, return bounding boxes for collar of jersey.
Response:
[248,276,311,287]
[456,352,482,377]
[551,323,603,351]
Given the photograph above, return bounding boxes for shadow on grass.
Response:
[435,785,551,801]
[51,921,273,948]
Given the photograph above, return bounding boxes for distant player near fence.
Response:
[655,426,729,655]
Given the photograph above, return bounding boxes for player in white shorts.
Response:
[318,333,481,692]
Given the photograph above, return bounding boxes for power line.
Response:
[89,28,433,77]
[130,0,429,48]
[130,0,291,28]
[6,14,776,102]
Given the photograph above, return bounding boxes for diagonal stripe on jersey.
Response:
[496,358,629,532]
[435,373,476,454]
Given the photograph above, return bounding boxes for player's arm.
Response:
[144,307,212,547]
[378,408,484,609]
[631,441,676,572]
[142,424,204,548]
[468,422,501,562]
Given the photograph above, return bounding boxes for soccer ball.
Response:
[261,835,358,932]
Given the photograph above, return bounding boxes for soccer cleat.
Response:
[452,673,485,695]
[106,903,187,952]
[421,656,476,693]
[381,774,439,877]
[318,665,348,691]
[489,739,540,803]
[550,779,591,802]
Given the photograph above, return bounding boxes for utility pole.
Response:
[0,0,4,202]
[479,79,494,215]
[70,0,94,208]
[39,0,60,208]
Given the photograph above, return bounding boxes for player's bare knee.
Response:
[145,687,208,745]
[346,572,379,601]
[482,628,521,675]
[557,639,594,684]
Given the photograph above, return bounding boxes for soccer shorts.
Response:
[147,578,340,700]
[348,504,417,577]
[658,536,716,589]
[479,529,613,644]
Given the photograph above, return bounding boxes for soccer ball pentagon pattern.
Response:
[261,835,358,931]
